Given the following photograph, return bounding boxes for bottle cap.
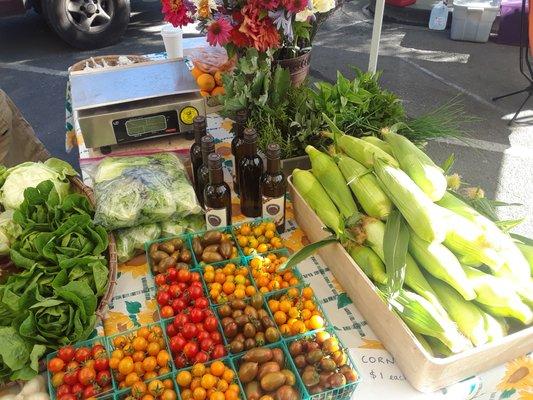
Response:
[193,115,206,128]
[208,153,222,170]
[266,143,280,159]
[243,128,258,144]
[201,134,215,153]
[235,109,248,123]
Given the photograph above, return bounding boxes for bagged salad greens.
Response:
[93,153,202,230]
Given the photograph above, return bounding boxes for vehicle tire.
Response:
[44,0,130,49]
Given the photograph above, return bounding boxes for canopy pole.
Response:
[368,0,386,73]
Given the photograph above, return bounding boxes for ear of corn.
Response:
[495,268,533,308]
[373,158,447,242]
[305,146,358,219]
[358,216,447,316]
[516,242,533,275]
[443,210,505,272]
[428,277,488,346]
[389,289,472,354]
[382,129,447,201]
[413,333,434,356]
[292,169,344,238]
[483,313,508,342]
[463,266,533,324]
[327,132,399,168]
[361,136,393,156]
[348,244,387,285]
[425,336,454,357]
[336,154,392,220]
[409,230,476,300]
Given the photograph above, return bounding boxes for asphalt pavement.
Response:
[0,0,532,234]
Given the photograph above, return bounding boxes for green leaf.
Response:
[510,233,533,246]
[383,210,409,300]
[495,219,524,232]
[271,66,290,107]
[277,236,338,272]
[441,153,456,173]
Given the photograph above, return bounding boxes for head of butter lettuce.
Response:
[0,158,77,210]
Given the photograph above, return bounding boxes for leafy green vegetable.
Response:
[93,152,201,230]
[116,224,161,263]
[0,327,45,382]
[0,211,21,255]
[0,158,77,210]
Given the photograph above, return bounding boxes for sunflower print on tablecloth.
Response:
[497,356,533,399]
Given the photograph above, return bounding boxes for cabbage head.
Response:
[0,210,21,255]
[0,158,77,210]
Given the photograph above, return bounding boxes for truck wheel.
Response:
[44,0,130,49]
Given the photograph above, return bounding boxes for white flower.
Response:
[193,0,217,18]
[313,0,335,13]
[296,8,314,21]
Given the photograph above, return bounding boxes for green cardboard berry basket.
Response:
[46,336,117,400]
[198,256,258,307]
[104,321,175,390]
[144,233,196,278]
[232,217,287,257]
[245,249,304,296]
[283,327,361,400]
[174,357,244,400]
[264,286,332,339]
[230,342,306,400]
[212,294,283,357]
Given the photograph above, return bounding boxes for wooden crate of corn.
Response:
[288,128,533,392]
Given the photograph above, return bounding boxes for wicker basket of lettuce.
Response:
[90,152,204,263]
[0,159,116,386]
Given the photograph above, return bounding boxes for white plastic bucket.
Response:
[451,0,500,42]
[161,24,183,59]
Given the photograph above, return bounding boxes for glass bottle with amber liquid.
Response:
[239,128,263,217]
[196,134,215,208]
[190,116,206,198]
[231,110,248,196]
[261,143,286,233]
[204,153,232,229]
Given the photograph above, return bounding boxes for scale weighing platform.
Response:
[70,58,206,152]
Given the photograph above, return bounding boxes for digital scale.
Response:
[70,59,206,152]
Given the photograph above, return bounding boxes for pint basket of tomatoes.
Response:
[117,372,179,400]
[154,267,209,320]
[105,322,174,391]
[248,250,304,295]
[47,337,115,400]
[162,305,226,369]
[175,358,242,400]
[233,219,285,257]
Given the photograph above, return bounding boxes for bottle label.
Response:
[205,207,228,230]
[262,195,285,227]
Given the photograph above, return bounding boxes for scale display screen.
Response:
[125,115,167,136]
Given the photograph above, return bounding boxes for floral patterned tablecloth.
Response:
[68,60,533,400]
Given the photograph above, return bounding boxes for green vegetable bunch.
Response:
[0,180,110,383]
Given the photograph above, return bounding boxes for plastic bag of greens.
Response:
[160,213,206,237]
[115,223,162,263]
[93,153,201,230]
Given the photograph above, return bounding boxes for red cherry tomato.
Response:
[56,384,71,397]
[189,286,203,300]
[166,323,177,337]
[177,269,190,283]
[173,354,187,369]
[203,316,218,333]
[66,361,79,372]
[159,284,170,293]
[173,313,189,328]
[94,357,109,372]
[83,385,98,399]
[171,298,187,314]
[96,370,111,387]
[169,335,186,353]
[78,366,96,385]
[182,323,198,340]
[210,331,223,344]
[160,305,174,319]
[48,357,65,373]
[200,338,214,352]
[168,284,181,299]
[57,346,75,363]
[156,291,170,306]
[71,383,84,398]
[59,394,76,400]
[176,282,187,292]
[183,341,199,360]
[190,271,201,282]
[166,268,178,283]
[211,344,226,359]
[197,331,210,342]
[63,370,78,386]
[75,347,91,363]
[203,308,215,319]
[194,351,209,364]
[155,274,166,287]
[194,297,209,309]
[189,308,204,323]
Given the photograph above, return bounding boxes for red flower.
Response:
[282,0,308,13]
[161,0,195,27]
[249,0,280,10]
[230,26,251,48]
[207,17,233,46]
[239,5,280,51]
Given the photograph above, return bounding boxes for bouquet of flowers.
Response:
[161,0,336,58]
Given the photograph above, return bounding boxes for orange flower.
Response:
[239,5,280,52]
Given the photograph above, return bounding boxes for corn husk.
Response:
[361,136,393,156]
[336,154,392,220]
[425,336,454,357]
[382,129,447,201]
[409,229,476,300]
[348,244,387,285]
[373,158,447,242]
[428,277,488,346]
[306,145,358,219]
[292,169,344,238]
[327,132,399,168]
[517,242,533,275]
[483,313,508,342]
[463,266,533,324]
